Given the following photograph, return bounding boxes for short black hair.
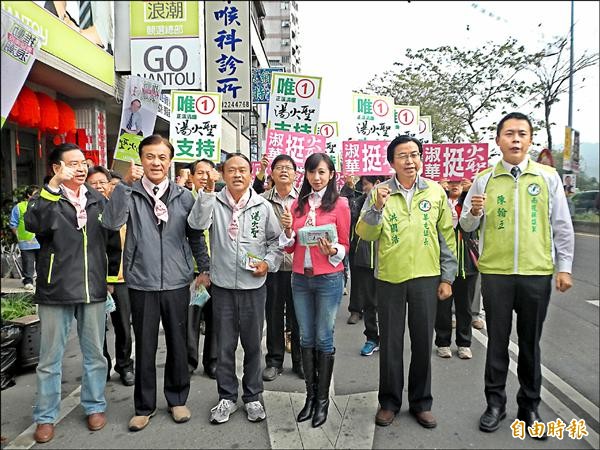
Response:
[48,143,83,166]
[386,135,423,164]
[223,153,251,170]
[87,165,111,181]
[361,175,384,185]
[270,154,297,172]
[25,185,40,198]
[496,112,533,137]
[109,170,123,180]
[189,159,216,173]
[138,134,174,159]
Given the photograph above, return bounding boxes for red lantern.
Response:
[35,92,59,133]
[8,96,21,123]
[56,100,76,134]
[10,86,41,128]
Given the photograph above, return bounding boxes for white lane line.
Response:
[5,385,83,450]
[587,300,599,307]
[472,329,599,449]
[5,319,147,450]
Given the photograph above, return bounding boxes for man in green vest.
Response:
[460,112,574,439]
[356,135,457,429]
[9,185,40,290]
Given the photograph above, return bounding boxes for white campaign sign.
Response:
[418,115,433,144]
[131,38,201,90]
[0,10,41,128]
[394,105,420,137]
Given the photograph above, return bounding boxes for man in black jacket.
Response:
[25,144,110,444]
[347,176,385,355]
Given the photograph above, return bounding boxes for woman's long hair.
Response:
[294,153,339,217]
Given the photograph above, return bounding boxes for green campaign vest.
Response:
[479,162,553,275]
[17,201,35,242]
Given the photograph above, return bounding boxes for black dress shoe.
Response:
[479,405,506,432]
[120,370,135,386]
[517,408,548,440]
[262,366,283,381]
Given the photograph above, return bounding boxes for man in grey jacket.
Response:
[188,153,283,425]
[102,135,209,432]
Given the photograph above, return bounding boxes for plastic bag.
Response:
[105,292,116,314]
[189,283,210,308]
[0,324,23,349]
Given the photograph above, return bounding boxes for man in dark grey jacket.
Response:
[102,135,209,432]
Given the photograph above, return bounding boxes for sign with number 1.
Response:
[352,93,395,140]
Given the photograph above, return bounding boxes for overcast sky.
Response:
[298,1,600,146]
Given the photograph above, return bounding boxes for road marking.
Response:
[575,232,599,238]
[472,329,599,449]
[587,300,599,307]
[264,391,378,449]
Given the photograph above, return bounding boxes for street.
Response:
[1,233,598,449]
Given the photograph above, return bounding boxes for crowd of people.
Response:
[15,112,574,444]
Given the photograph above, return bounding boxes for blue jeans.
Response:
[33,302,107,424]
[291,271,344,354]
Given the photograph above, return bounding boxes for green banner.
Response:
[1,1,114,87]
[130,1,199,38]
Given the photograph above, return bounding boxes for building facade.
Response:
[262,0,300,73]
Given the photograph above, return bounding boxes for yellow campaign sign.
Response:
[563,126,572,160]
[114,133,142,164]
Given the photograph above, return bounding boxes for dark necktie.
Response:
[153,186,159,196]
[511,166,521,179]
[126,112,134,130]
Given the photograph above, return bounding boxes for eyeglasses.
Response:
[273,165,295,172]
[63,161,88,169]
[394,151,421,162]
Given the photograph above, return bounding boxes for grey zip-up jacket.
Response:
[188,187,283,290]
[101,180,209,291]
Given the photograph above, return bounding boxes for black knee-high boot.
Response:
[312,350,334,427]
[297,347,317,422]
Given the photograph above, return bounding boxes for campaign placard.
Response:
[170,91,222,163]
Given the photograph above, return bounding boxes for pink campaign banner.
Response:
[261,129,328,189]
[264,129,327,164]
[422,143,488,181]
[341,140,394,176]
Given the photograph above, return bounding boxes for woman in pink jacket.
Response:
[280,153,350,428]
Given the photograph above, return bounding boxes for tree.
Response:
[365,38,537,144]
[527,36,599,151]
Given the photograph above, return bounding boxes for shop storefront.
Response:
[1,1,120,195]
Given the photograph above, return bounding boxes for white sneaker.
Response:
[210,399,238,424]
[24,283,34,291]
[245,401,266,422]
[457,347,473,359]
[437,347,452,358]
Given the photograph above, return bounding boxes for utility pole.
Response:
[568,0,574,128]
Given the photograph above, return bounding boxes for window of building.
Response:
[281,20,290,27]
[281,1,289,10]
[281,39,290,47]
[282,55,290,63]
